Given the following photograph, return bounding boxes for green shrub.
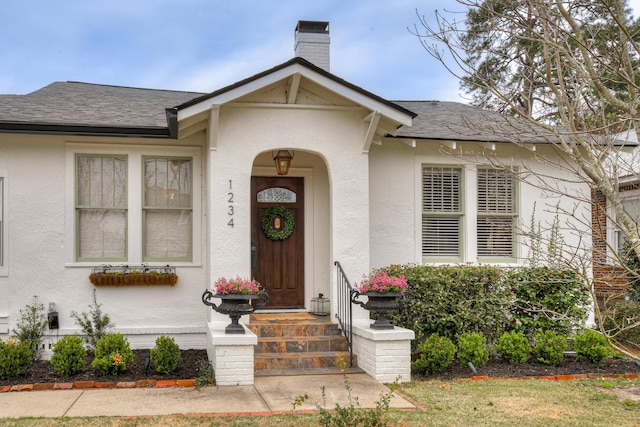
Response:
[457,332,489,368]
[534,331,567,366]
[574,330,614,363]
[497,330,532,363]
[51,336,87,377]
[384,264,512,346]
[0,339,33,380]
[412,333,456,374]
[150,336,182,374]
[91,333,134,375]
[71,289,115,351]
[600,301,640,346]
[507,267,589,337]
[11,296,48,361]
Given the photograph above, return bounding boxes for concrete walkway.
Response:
[0,373,415,419]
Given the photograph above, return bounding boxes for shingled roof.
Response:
[392,100,554,144]
[0,80,555,144]
[0,82,203,137]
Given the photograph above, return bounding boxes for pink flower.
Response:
[213,276,262,295]
[354,271,408,294]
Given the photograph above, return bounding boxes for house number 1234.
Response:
[227,180,234,228]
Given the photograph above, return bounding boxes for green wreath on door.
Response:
[261,205,295,240]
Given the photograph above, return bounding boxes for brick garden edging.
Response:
[0,378,197,393]
[1,372,638,393]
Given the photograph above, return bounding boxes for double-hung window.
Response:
[75,152,195,263]
[422,166,463,260]
[76,155,127,261]
[143,157,192,261]
[477,167,517,259]
[0,177,4,268]
[613,188,640,255]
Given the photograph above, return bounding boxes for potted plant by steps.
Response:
[202,277,269,334]
[351,270,408,330]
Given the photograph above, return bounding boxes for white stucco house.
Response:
[0,21,591,384]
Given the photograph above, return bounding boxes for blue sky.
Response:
[2,0,639,103]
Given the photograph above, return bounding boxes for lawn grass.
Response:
[1,378,638,426]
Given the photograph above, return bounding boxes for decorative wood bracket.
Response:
[362,111,381,153]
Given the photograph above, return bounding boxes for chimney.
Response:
[294,20,330,72]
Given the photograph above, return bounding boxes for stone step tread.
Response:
[256,335,347,342]
[255,335,350,354]
[254,351,357,371]
[254,366,365,377]
[255,351,351,359]
[247,324,343,338]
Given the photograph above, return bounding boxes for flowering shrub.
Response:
[355,271,408,294]
[213,276,262,295]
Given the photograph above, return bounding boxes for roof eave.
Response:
[0,121,174,138]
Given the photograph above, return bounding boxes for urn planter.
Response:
[202,290,269,334]
[351,291,405,330]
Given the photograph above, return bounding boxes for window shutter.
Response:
[422,167,462,257]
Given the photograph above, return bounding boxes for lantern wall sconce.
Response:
[273,150,294,175]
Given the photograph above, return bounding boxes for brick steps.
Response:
[248,314,359,376]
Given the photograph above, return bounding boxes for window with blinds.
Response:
[422,166,462,258]
[477,168,516,258]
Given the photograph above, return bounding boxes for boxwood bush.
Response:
[51,335,87,377]
[457,332,489,368]
[150,335,182,374]
[92,333,134,375]
[412,333,456,374]
[0,339,32,380]
[574,329,614,363]
[497,330,532,363]
[534,330,567,366]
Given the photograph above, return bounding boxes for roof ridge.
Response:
[62,80,205,95]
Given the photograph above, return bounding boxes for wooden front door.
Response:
[251,176,304,308]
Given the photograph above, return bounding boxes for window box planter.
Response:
[89,265,178,287]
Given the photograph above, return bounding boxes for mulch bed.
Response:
[0,349,209,387]
[414,353,640,381]
[2,349,640,387]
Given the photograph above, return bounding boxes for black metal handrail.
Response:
[334,261,356,367]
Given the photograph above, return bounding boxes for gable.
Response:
[175,58,415,136]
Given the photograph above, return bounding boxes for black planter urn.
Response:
[202,290,269,334]
[351,291,405,330]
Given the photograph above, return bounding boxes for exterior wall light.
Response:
[273,150,294,175]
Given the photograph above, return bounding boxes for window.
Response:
[143,157,192,261]
[76,155,127,261]
[73,150,197,264]
[0,177,3,267]
[614,189,640,254]
[477,168,517,259]
[422,166,463,259]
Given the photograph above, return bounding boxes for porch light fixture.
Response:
[273,150,294,175]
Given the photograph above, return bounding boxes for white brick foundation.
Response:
[352,319,415,383]
[206,322,257,386]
